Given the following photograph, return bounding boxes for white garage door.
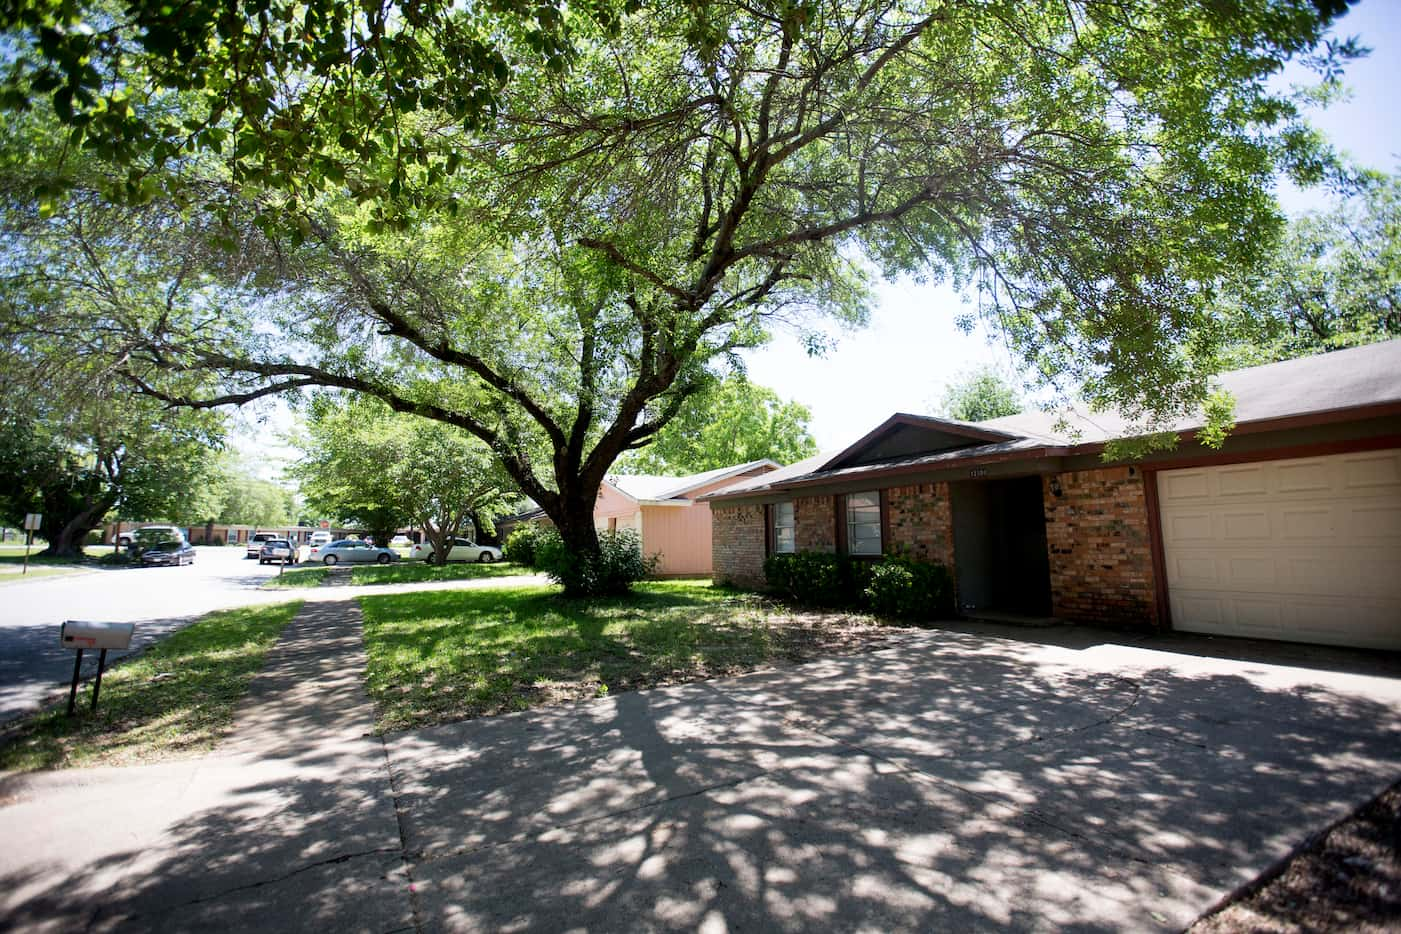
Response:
[1157,449,1401,650]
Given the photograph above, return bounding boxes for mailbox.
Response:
[59,621,135,715]
[60,621,135,651]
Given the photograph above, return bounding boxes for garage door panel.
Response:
[1160,471,1211,503]
[1344,453,1401,489]
[1221,510,1272,540]
[1158,449,1401,651]
[1218,465,1268,496]
[1276,461,1332,493]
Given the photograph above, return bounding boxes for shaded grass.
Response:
[262,566,330,589]
[0,545,114,566]
[360,580,894,733]
[348,560,527,586]
[0,602,302,772]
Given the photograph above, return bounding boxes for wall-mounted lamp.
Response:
[1048,476,1063,498]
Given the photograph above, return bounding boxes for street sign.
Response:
[23,513,41,530]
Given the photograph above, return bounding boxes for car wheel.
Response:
[478,552,494,563]
[424,552,437,565]
[377,553,391,564]
[323,554,338,566]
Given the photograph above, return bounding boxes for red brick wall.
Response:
[885,482,955,566]
[711,504,767,588]
[794,495,836,552]
[1043,467,1158,629]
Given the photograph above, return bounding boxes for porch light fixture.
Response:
[1048,477,1063,498]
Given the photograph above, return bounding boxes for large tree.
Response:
[0,1,1363,585]
[618,378,817,474]
[290,397,512,556]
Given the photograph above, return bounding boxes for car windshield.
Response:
[135,531,178,546]
[265,540,290,548]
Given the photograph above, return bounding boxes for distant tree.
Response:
[0,399,222,557]
[936,367,1023,423]
[1223,172,1401,365]
[290,397,512,555]
[619,379,818,474]
[205,455,297,528]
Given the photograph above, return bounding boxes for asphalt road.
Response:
[0,547,290,723]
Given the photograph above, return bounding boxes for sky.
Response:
[238,1,1401,476]
[739,0,1401,450]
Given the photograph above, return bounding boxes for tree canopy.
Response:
[289,397,512,551]
[0,0,1365,577]
[936,367,1024,423]
[1222,169,1401,365]
[618,378,817,474]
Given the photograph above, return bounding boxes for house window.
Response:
[772,502,796,554]
[846,492,881,555]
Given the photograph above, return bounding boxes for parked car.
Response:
[307,539,400,566]
[389,534,413,548]
[245,531,280,558]
[140,539,197,567]
[409,538,502,564]
[309,530,333,547]
[118,525,182,549]
[258,539,297,565]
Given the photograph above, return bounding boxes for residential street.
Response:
[1,547,299,722]
[3,608,1398,932]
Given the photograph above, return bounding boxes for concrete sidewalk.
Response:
[0,601,412,933]
[3,606,1400,932]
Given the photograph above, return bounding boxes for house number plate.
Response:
[968,467,989,479]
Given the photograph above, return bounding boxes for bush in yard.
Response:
[764,552,871,609]
[864,556,955,623]
[536,528,656,596]
[504,526,543,567]
[212,535,224,546]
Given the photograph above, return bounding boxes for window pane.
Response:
[775,528,795,554]
[846,490,881,555]
[775,502,794,525]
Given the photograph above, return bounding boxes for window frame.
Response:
[844,490,882,557]
[771,500,796,555]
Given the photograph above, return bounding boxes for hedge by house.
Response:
[764,551,954,623]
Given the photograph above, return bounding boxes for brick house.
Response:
[704,341,1401,651]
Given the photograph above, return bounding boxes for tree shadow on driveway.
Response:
[2,624,1398,932]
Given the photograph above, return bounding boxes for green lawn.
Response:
[0,602,301,772]
[0,565,91,584]
[359,580,889,732]
[262,566,330,588]
[347,560,528,586]
[0,545,114,566]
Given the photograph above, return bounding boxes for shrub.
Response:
[212,535,224,547]
[96,551,133,566]
[536,528,656,596]
[504,526,543,567]
[864,556,955,623]
[764,552,871,609]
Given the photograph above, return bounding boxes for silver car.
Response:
[308,539,400,566]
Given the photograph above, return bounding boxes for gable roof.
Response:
[606,459,780,503]
[821,413,1022,471]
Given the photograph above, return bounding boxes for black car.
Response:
[140,539,196,567]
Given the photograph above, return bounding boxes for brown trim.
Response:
[763,503,773,557]
[1140,468,1171,631]
[834,494,847,555]
[879,489,892,556]
[823,412,1023,471]
[771,447,1067,493]
[1131,434,1401,472]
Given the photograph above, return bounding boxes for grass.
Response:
[359,580,892,732]
[0,545,114,566]
[0,602,302,772]
[262,566,330,588]
[0,565,91,584]
[348,560,527,586]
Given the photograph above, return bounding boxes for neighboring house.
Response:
[703,341,1401,651]
[503,460,780,576]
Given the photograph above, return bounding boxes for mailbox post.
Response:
[59,621,135,715]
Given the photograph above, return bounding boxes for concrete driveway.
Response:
[3,615,1399,932]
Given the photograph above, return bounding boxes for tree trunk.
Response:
[38,499,111,559]
[547,489,604,596]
